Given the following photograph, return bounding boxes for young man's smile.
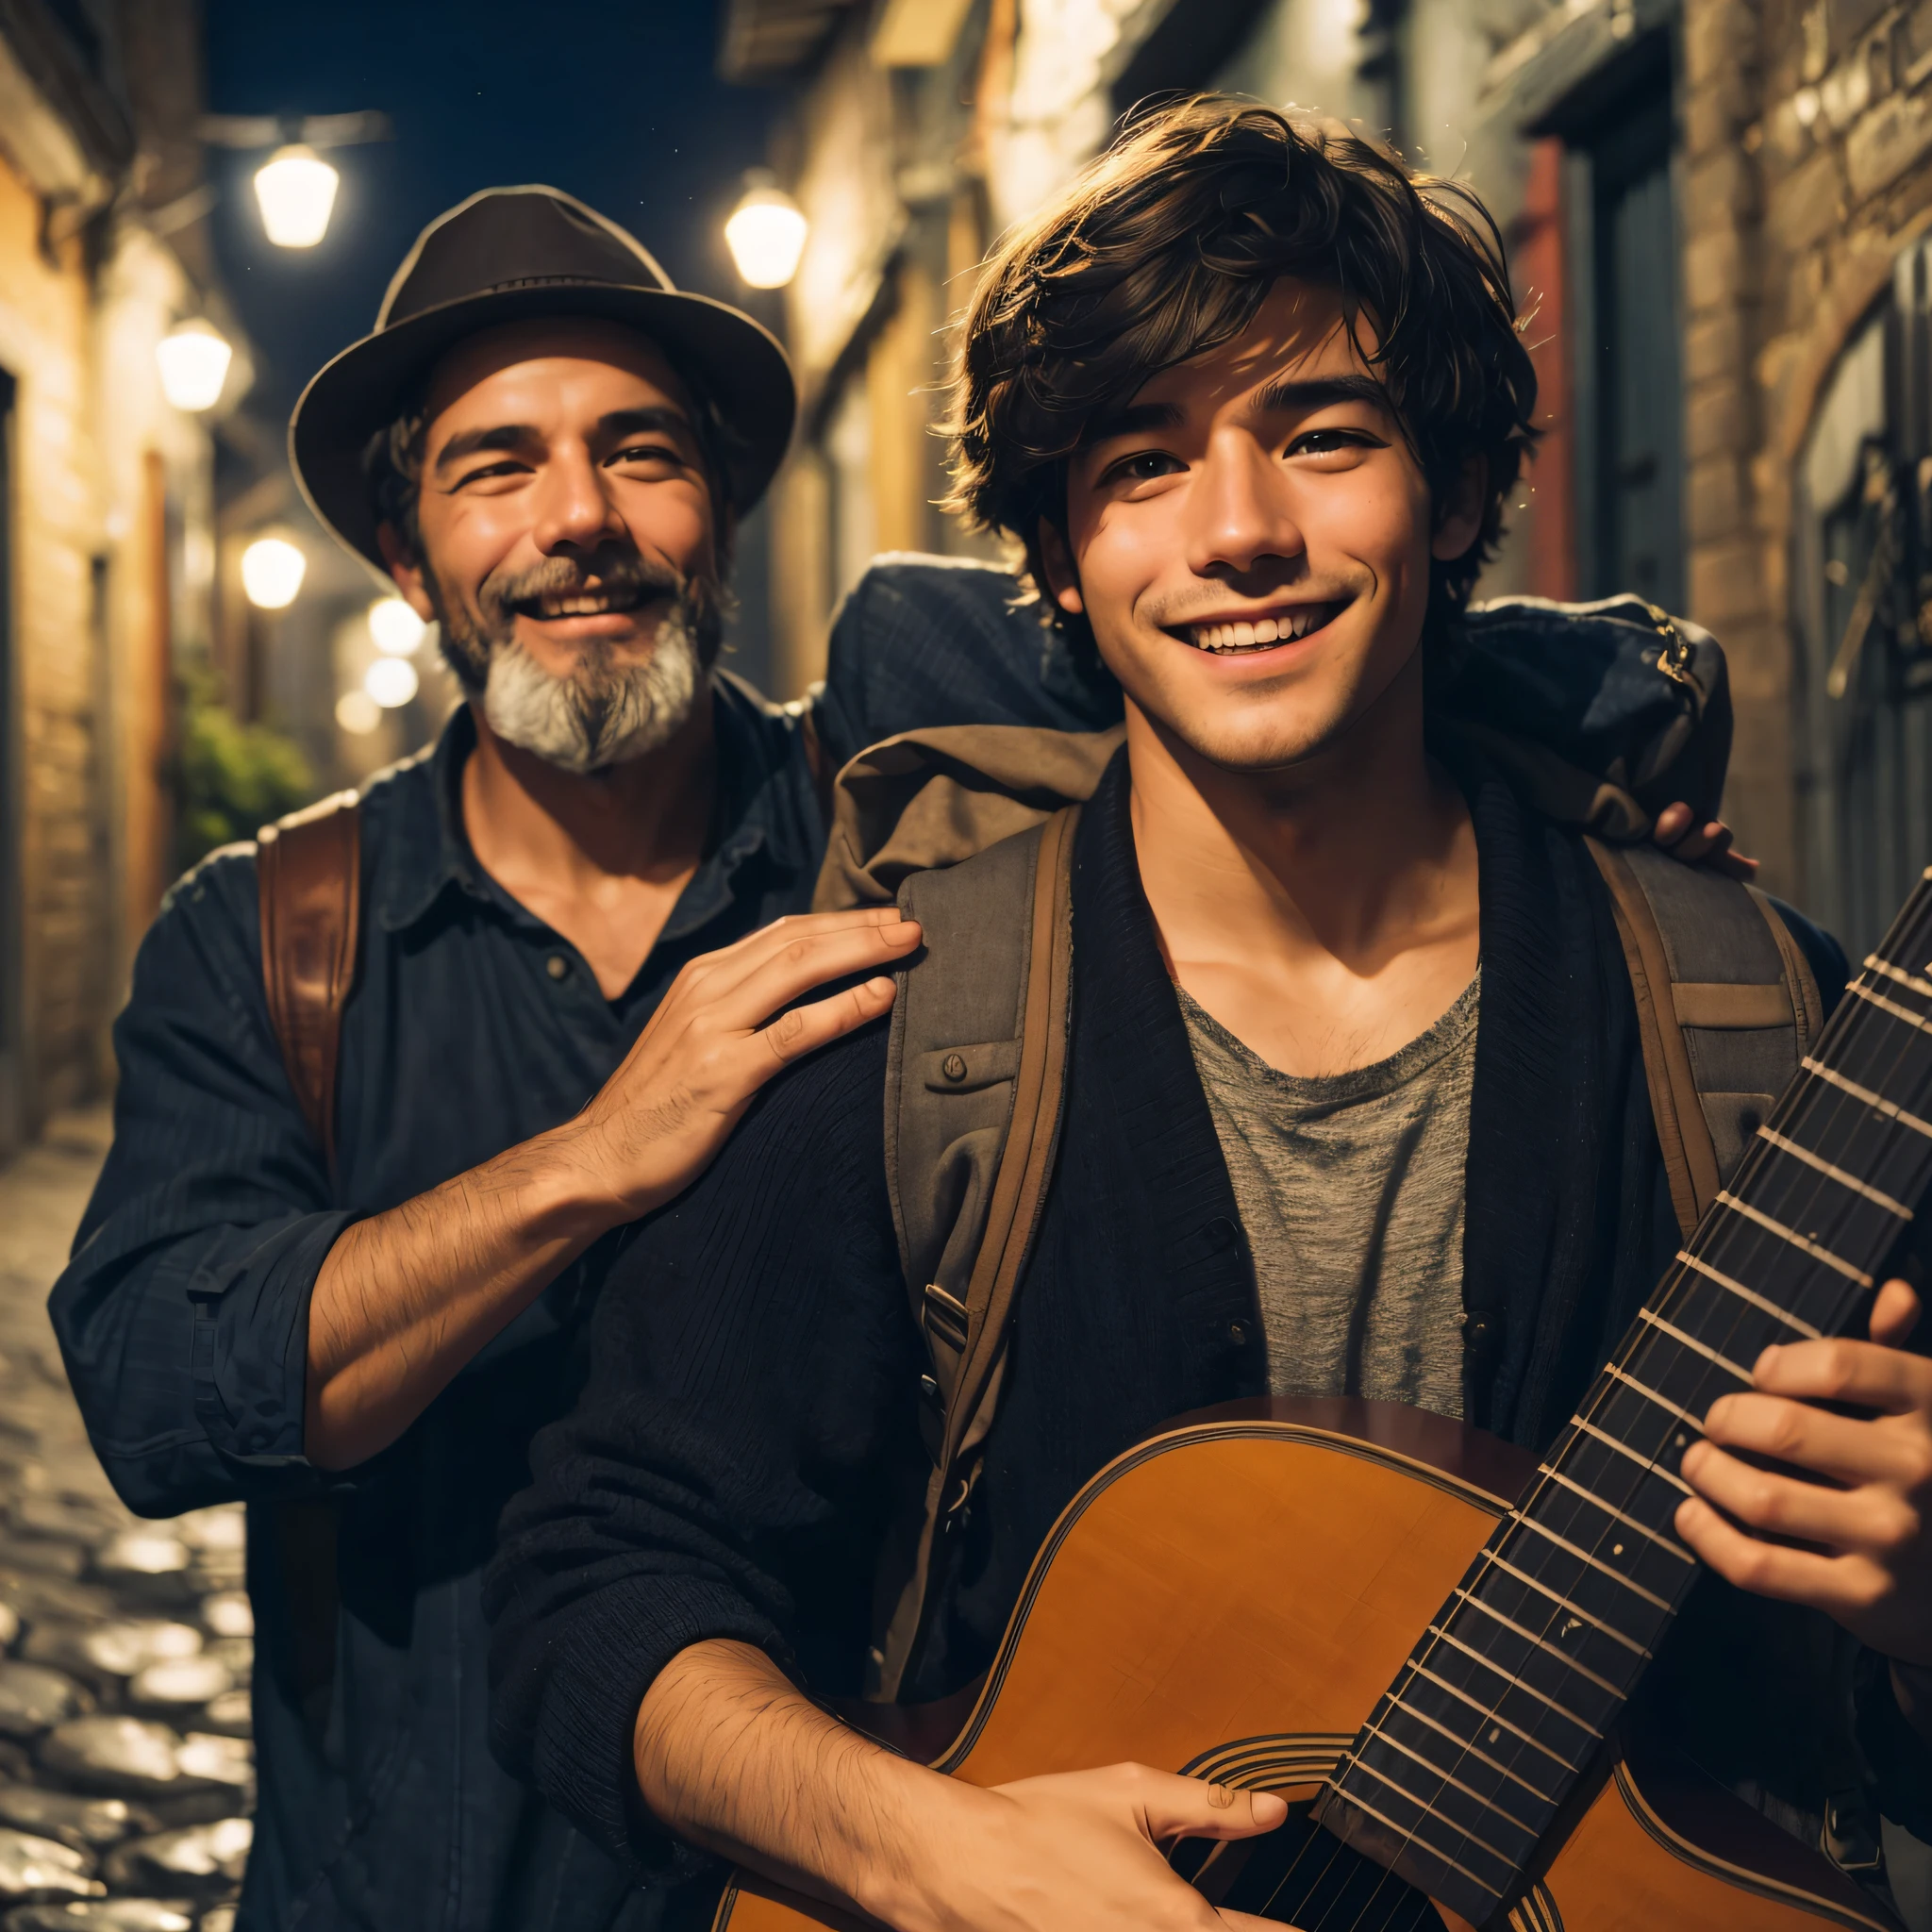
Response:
[1174,597,1351,654]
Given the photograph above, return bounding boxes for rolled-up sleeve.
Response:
[484,1017,915,1870]
[50,847,356,1517]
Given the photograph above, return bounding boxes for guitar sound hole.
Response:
[1174,1805,1444,1931]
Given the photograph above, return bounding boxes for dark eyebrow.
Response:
[599,406,694,442]
[433,406,697,477]
[1082,375,1390,451]
[1253,375,1391,416]
[1081,399,1183,447]
[433,423,538,475]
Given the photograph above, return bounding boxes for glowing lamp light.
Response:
[368,596,426,655]
[335,690,381,735]
[364,656,419,708]
[155,320,233,412]
[724,178,808,290]
[254,144,340,248]
[240,536,306,610]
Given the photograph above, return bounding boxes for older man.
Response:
[46,189,1131,1932]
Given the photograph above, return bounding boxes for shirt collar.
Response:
[374,676,817,939]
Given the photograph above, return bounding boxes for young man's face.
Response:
[1046,278,1482,774]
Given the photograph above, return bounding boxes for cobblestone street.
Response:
[0,1113,249,1932]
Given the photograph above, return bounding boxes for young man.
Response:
[486,104,1932,1928]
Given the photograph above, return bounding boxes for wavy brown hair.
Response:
[945,98,1539,649]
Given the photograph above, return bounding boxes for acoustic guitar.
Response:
[715,873,1932,1932]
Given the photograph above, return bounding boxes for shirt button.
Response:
[941,1052,967,1082]
[545,954,571,981]
[1228,1320,1248,1347]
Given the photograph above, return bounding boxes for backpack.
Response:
[251,591,1821,1710]
[813,599,1824,1699]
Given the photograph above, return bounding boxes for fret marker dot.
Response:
[1674,1432,1687,1448]
[1489,1727,1502,1743]
[1563,1617,1582,1637]
[1612,1542,1624,1556]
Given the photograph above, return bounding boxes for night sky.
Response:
[203,0,775,429]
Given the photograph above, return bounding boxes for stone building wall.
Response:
[1680,0,1932,895]
[740,0,1932,922]
[0,154,111,1128]
[0,4,224,1147]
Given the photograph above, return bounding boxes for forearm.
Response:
[306,1116,620,1469]
[633,1639,951,1927]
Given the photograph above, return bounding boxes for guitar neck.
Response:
[1317,870,1932,1924]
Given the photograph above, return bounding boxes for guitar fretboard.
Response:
[1314,872,1932,1925]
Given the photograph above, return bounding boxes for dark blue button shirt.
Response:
[49,561,1126,1932]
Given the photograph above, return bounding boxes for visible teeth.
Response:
[1186,603,1343,652]
[539,595,620,616]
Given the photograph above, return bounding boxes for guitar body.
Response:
[714,1400,1896,1932]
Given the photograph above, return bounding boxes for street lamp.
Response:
[724,174,808,290]
[254,144,340,248]
[363,656,419,708]
[202,112,390,250]
[335,690,381,736]
[368,596,426,655]
[155,320,233,412]
[241,535,306,610]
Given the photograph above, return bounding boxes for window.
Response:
[1792,248,1932,954]
[1572,68,1684,609]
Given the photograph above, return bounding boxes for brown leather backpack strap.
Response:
[797,705,838,826]
[1748,881,1824,1051]
[874,804,1078,1700]
[1588,839,1806,1239]
[1590,839,1719,1236]
[257,790,361,1740]
[257,791,362,1182]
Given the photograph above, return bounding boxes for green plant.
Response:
[173,666,315,871]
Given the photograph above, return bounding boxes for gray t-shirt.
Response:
[1176,972,1480,1420]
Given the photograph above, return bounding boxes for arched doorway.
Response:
[1792,242,1932,956]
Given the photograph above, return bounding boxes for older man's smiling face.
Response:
[406,315,718,662]
[382,315,726,772]
[1045,278,1481,776]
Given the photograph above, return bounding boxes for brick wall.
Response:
[0,151,112,1129]
[0,135,213,1142]
[1683,0,1932,893]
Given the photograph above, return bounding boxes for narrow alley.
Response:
[0,1112,248,1931]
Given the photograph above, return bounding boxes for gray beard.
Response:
[431,560,720,776]
[479,604,706,775]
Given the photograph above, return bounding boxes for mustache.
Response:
[477,551,686,625]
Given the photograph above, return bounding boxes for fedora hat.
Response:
[291,185,795,572]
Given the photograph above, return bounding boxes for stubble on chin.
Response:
[425,561,725,774]
[1115,627,1424,781]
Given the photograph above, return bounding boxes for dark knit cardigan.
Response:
[487,751,1918,1891]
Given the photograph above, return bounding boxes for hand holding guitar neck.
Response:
[1678,1275,1932,1680]
[631,1640,1291,1932]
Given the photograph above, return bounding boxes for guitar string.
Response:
[1224,895,1931,1925]
[1317,978,1923,1932]
[1272,1027,1887,1932]
[1361,927,1932,1907]
[1410,912,1932,1904]
[1307,891,1932,1926]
